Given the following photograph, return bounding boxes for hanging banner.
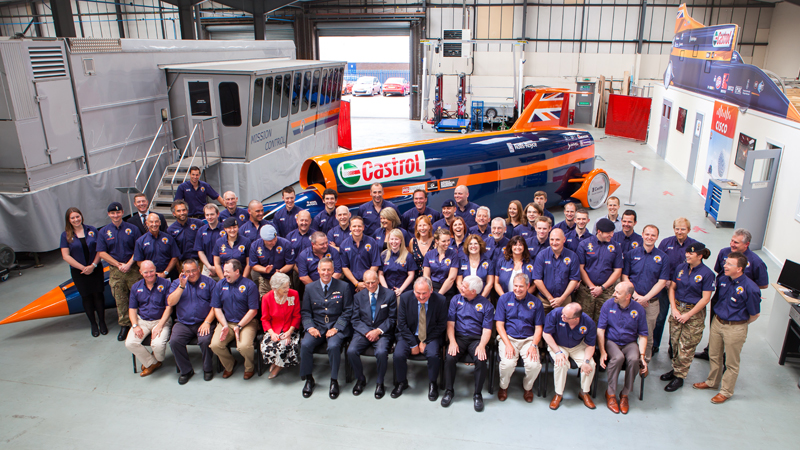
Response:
[701,101,738,197]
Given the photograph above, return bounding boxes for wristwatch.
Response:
[584,359,591,364]
[132,324,139,328]
[236,325,242,331]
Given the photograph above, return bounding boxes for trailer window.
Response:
[321,69,329,106]
[330,68,339,102]
[252,78,263,127]
[188,81,212,116]
[262,76,272,123]
[338,68,344,100]
[281,74,291,118]
[310,70,320,108]
[218,82,241,127]
[292,72,302,115]
[272,74,283,121]
[302,71,311,111]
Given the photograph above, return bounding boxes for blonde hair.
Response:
[380,207,401,229]
[383,228,409,265]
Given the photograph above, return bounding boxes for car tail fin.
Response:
[511,88,574,133]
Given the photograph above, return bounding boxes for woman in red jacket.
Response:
[260,272,301,378]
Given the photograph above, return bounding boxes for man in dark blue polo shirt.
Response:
[622,224,669,362]
[249,225,295,296]
[494,273,544,403]
[485,218,509,262]
[533,191,556,224]
[167,200,203,262]
[167,259,216,384]
[441,275,494,411]
[327,206,352,251]
[432,200,457,234]
[612,210,643,254]
[692,252,761,404]
[565,208,592,253]
[533,228,580,315]
[576,218,623,323]
[219,191,249,227]
[134,213,179,279]
[597,281,648,414]
[402,189,442,234]
[97,202,143,340]
[297,232,343,285]
[195,204,225,277]
[358,183,400,236]
[554,202,577,234]
[174,166,224,217]
[286,210,316,259]
[272,186,304,237]
[125,260,173,377]
[312,188,339,234]
[238,200,271,243]
[453,185,480,229]
[340,216,381,294]
[543,303,597,410]
[526,216,552,261]
[209,259,260,380]
[468,206,492,242]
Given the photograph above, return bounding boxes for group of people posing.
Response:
[59,171,766,413]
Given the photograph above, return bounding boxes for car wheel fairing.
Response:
[586,172,610,209]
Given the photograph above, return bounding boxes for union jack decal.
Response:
[527,93,564,123]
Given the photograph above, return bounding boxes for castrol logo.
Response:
[337,151,426,188]
[712,28,734,48]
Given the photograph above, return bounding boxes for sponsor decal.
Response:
[630,310,638,319]
[337,151,426,188]
[632,242,639,248]
[199,282,206,289]
[88,231,94,237]
[579,326,587,334]
[239,285,246,293]
[365,244,372,251]
[694,275,703,283]
[402,184,426,195]
[736,286,744,295]
[238,245,245,252]
[712,27,735,48]
[157,285,164,292]
[587,243,594,252]
[427,181,439,191]
[190,224,197,230]
[475,303,483,312]
[161,237,168,244]
[439,178,459,190]
[527,301,535,309]
[276,246,283,254]
[526,264,533,272]
[608,244,615,252]
[481,261,489,269]
[654,255,662,263]
[257,247,263,256]
[125,229,131,235]
[564,257,571,265]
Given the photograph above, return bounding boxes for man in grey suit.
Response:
[391,277,447,401]
[347,269,396,399]
[300,258,354,399]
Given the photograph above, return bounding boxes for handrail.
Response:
[142,145,166,199]
[171,123,200,186]
[135,122,165,184]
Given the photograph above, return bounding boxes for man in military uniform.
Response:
[248,225,295,296]
[125,260,173,377]
[441,276,494,412]
[300,258,354,399]
[576,218,623,323]
[692,252,761,404]
[543,303,597,410]
[97,202,143,341]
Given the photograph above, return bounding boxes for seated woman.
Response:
[456,234,495,299]
[379,229,417,298]
[494,236,536,297]
[513,202,542,240]
[408,215,434,279]
[373,208,410,251]
[423,228,459,300]
[260,272,301,379]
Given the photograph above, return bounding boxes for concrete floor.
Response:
[1,120,798,449]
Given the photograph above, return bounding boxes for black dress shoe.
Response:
[441,390,454,407]
[352,379,366,396]
[390,381,409,398]
[664,377,684,392]
[473,393,485,412]
[178,371,194,385]
[329,379,340,399]
[99,322,108,335]
[302,377,315,398]
[660,370,676,381]
[91,323,100,338]
[375,383,385,399]
[428,382,439,401]
[117,326,130,341]
[695,350,710,361]
[204,371,213,381]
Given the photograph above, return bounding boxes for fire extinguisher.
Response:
[569,110,575,125]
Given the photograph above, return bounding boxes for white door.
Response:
[184,79,220,158]
[735,147,781,250]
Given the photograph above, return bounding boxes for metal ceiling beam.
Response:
[49,0,76,37]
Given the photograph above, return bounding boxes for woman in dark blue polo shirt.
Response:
[494,236,535,298]
[457,235,495,299]
[423,228,459,299]
[60,207,106,337]
[379,229,417,298]
[505,200,524,239]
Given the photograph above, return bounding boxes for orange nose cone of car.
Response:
[0,287,69,325]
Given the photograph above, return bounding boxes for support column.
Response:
[114,2,126,38]
[293,7,313,60]
[254,1,265,40]
[177,0,195,40]
[50,0,76,38]
[410,20,422,121]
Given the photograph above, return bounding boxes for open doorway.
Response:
[319,36,410,119]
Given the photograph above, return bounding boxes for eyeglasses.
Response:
[561,314,578,321]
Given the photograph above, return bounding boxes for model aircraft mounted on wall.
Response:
[1,87,619,326]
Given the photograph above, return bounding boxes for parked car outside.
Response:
[352,76,382,96]
[382,78,410,96]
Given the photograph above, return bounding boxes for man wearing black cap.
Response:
[576,217,623,323]
[97,202,143,340]
[433,200,457,233]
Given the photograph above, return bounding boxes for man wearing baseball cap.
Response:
[249,225,295,297]
[433,200,457,234]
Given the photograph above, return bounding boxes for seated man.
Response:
[542,303,597,410]
[442,275,494,412]
[495,273,544,403]
[347,270,396,399]
[597,281,648,414]
[300,258,354,399]
[209,259,259,380]
[167,259,217,384]
[392,277,447,401]
[125,260,173,377]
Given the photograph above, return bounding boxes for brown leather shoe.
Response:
[693,381,713,390]
[711,393,729,404]
[243,371,255,380]
[605,392,619,413]
[579,392,596,410]
[497,388,508,401]
[619,395,629,414]
[222,361,237,379]
[140,361,162,377]
[549,394,562,410]
[523,389,534,403]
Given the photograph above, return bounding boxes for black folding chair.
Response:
[540,352,599,398]
[489,346,546,397]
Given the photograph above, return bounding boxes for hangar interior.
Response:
[0,1,799,448]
